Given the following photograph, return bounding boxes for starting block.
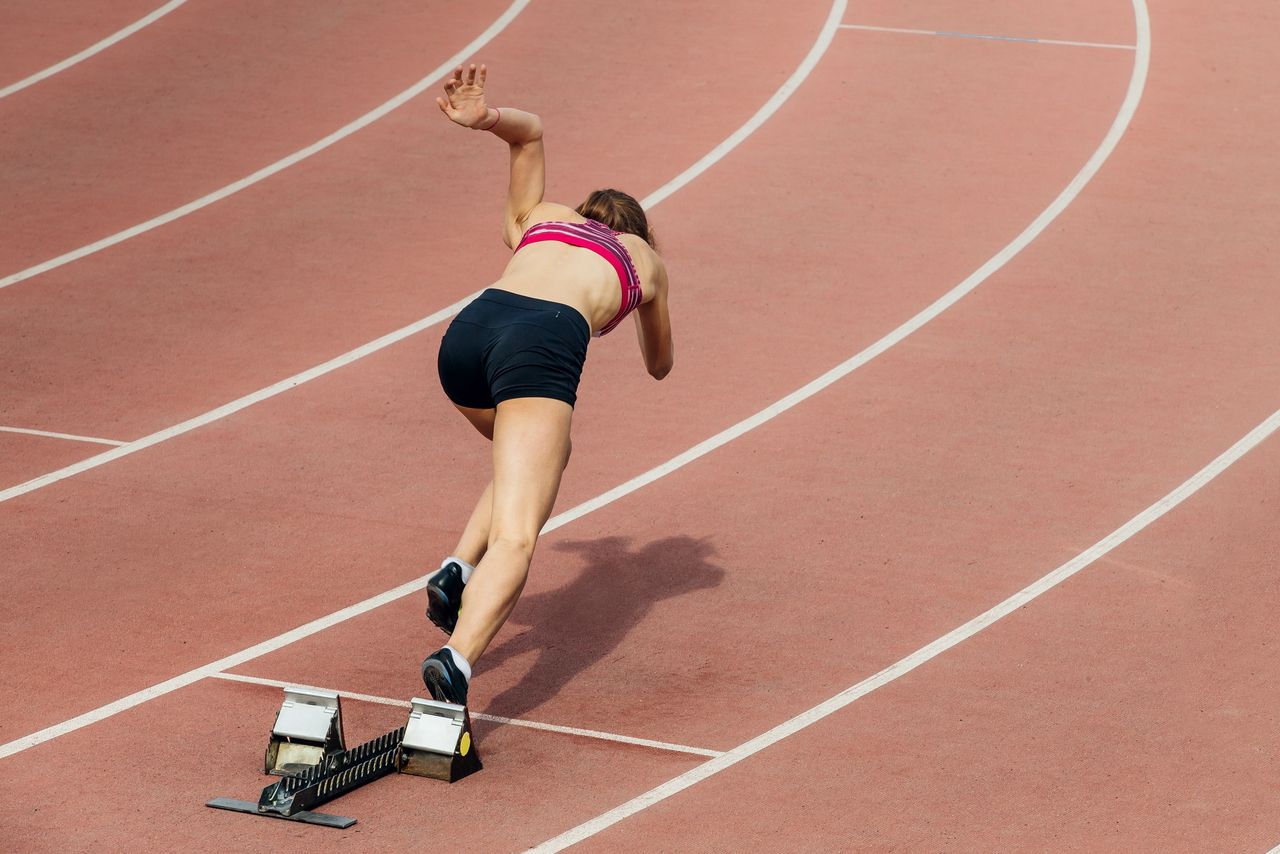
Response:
[263,687,345,776]
[401,697,482,782]
[207,689,480,828]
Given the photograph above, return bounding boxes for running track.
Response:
[2,0,1278,850]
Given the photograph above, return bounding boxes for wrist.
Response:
[474,107,501,131]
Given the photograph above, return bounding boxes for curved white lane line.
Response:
[0,292,479,504]
[0,0,1152,774]
[531,5,1156,847]
[0,0,189,101]
[538,0,1150,538]
[642,0,847,208]
[0,0,850,757]
[0,0,532,291]
[535,409,1280,852]
[0,0,849,507]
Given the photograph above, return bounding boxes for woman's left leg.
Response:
[449,480,493,567]
[448,402,497,565]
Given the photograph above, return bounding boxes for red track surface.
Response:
[0,0,162,86]
[0,0,517,271]
[2,0,1278,850]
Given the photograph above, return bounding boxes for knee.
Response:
[487,530,536,560]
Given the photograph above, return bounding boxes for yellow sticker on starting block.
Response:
[460,731,471,756]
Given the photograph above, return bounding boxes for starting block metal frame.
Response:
[401,697,482,782]
[263,687,345,776]
[208,690,481,828]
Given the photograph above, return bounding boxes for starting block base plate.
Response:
[205,797,356,829]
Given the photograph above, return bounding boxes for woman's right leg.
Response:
[447,404,571,567]
[445,396,573,666]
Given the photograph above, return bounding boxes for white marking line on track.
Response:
[0,292,479,504]
[0,0,849,507]
[0,0,1144,763]
[527,6,1156,844]
[838,23,1136,51]
[210,672,723,758]
[0,0,851,758]
[0,0,532,292]
[471,712,723,758]
[642,0,846,207]
[534,419,1280,852]
[0,426,126,446]
[0,0,190,100]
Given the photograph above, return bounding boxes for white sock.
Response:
[443,555,475,584]
[442,645,472,682]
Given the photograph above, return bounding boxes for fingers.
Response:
[444,63,487,90]
[439,63,487,117]
[443,66,463,97]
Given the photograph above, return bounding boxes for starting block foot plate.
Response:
[205,797,356,829]
[401,697,481,782]
[264,687,346,777]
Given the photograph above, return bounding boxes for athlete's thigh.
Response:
[454,403,496,440]
[489,397,573,544]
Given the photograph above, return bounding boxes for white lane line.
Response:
[471,711,724,758]
[210,672,723,758]
[0,0,533,292]
[643,0,847,207]
[0,0,190,101]
[0,425,126,446]
[1030,37,1136,50]
[0,0,851,757]
[530,8,1159,844]
[0,291,479,504]
[0,0,1142,759]
[210,670,412,707]
[839,23,1136,51]
[533,410,1278,852]
[0,0,850,508]
[536,0,1148,536]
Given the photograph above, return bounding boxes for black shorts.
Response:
[437,289,591,409]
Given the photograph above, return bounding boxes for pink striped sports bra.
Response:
[514,220,643,337]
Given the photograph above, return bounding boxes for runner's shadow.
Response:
[479,535,723,721]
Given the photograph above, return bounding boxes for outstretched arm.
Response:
[634,255,673,380]
[437,64,545,247]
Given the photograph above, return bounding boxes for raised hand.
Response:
[436,64,492,129]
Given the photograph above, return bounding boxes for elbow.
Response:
[648,359,673,381]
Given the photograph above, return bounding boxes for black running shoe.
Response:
[421,648,469,706]
[426,561,466,634]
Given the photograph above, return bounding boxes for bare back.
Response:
[495,202,662,335]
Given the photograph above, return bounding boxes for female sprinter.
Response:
[420,65,673,706]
